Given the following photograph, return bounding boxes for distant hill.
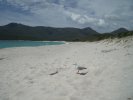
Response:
[0,23,99,41]
[98,28,133,40]
[111,28,129,34]
[0,23,133,41]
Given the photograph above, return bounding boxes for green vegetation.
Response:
[97,31,133,41]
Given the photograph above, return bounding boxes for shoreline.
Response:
[0,40,65,49]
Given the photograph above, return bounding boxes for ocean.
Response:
[0,40,64,48]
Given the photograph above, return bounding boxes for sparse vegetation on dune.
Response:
[98,31,133,41]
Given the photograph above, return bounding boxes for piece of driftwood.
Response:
[49,71,58,75]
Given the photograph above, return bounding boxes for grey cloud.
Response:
[0,0,133,32]
[65,11,107,27]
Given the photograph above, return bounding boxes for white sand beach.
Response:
[0,36,133,100]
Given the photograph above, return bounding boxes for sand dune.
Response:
[0,36,133,100]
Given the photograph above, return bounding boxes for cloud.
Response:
[65,11,107,28]
[104,15,122,21]
[0,0,133,32]
[97,19,106,27]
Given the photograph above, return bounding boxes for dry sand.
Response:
[0,36,133,100]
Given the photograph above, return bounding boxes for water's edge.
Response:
[0,40,65,49]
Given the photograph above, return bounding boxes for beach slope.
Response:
[0,36,133,100]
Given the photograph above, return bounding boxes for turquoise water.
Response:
[0,40,64,48]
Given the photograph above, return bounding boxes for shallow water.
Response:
[0,40,64,48]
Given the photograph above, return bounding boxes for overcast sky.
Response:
[0,0,133,32]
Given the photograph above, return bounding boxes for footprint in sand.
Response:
[0,58,5,60]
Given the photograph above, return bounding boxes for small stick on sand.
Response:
[49,70,58,75]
